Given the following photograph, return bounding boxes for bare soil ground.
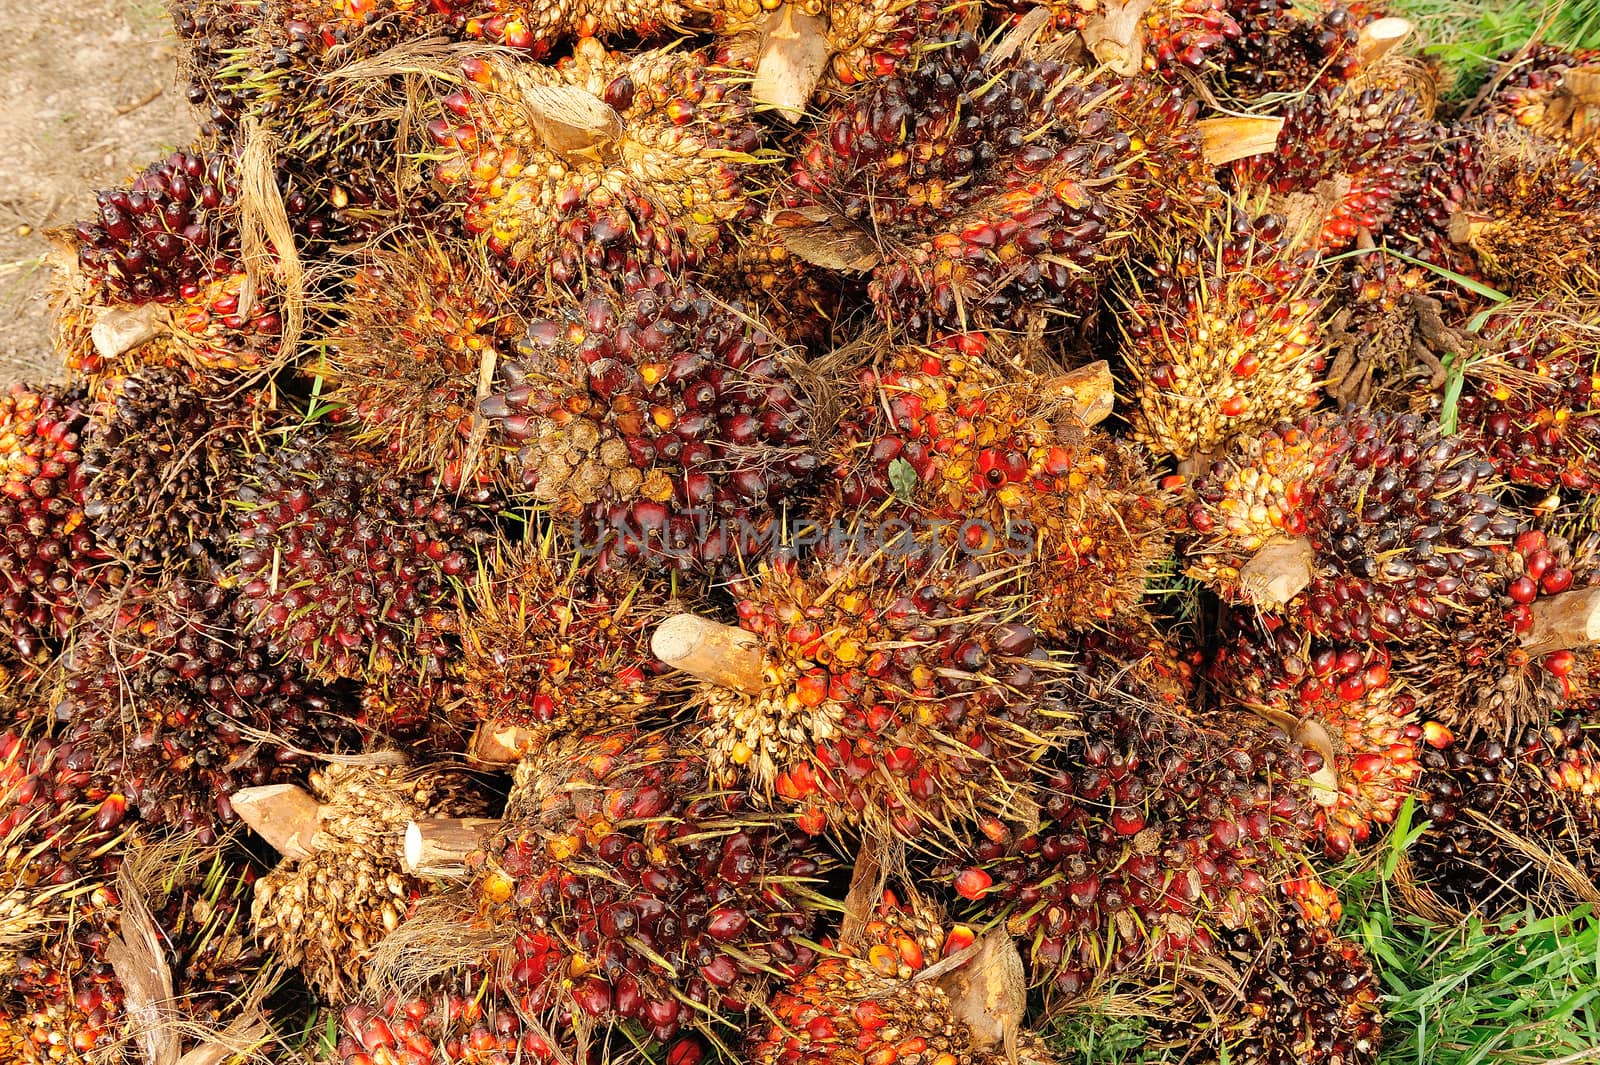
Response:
[0,0,196,384]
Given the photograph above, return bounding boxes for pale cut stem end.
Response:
[1563,67,1600,106]
[651,613,767,694]
[229,784,324,861]
[1047,361,1116,426]
[1237,537,1314,609]
[753,6,831,124]
[469,721,540,766]
[1521,586,1600,655]
[1197,115,1286,165]
[403,817,498,878]
[1357,17,1413,67]
[91,304,166,363]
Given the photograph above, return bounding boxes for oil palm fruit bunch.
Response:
[430,41,763,282]
[1382,128,1484,287]
[456,539,680,745]
[2,842,265,1065]
[325,233,530,486]
[230,430,495,682]
[469,730,829,1041]
[1393,527,1600,737]
[0,384,108,666]
[80,367,273,573]
[57,576,358,841]
[253,763,491,1000]
[1485,45,1600,158]
[825,339,1169,637]
[780,33,1215,339]
[700,219,862,351]
[988,0,1241,78]
[749,886,1044,1065]
[442,0,687,53]
[1181,410,1517,645]
[480,269,816,574]
[1210,621,1422,860]
[937,702,1321,997]
[1451,294,1600,494]
[1225,84,1434,252]
[690,531,1065,840]
[1116,210,1323,463]
[1213,0,1361,102]
[1155,882,1382,1064]
[1068,620,1204,713]
[1445,124,1600,296]
[1410,712,1600,917]
[1321,255,1466,409]
[57,145,296,380]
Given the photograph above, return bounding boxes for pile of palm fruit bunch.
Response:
[6,0,1600,1059]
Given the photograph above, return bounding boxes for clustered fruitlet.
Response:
[14,0,1600,1058]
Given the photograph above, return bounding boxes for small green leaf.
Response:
[888,456,919,501]
[1439,351,1468,436]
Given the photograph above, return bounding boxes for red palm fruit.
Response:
[935,703,1320,997]
[1155,885,1381,1065]
[481,270,816,574]
[1216,0,1361,102]
[80,368,272,572]
[1445,124,1600,295]
[58,575,361,841]
[253,763,490,999]
[1321,255,1468,410]
[327,233,529,485]
[455,541,679,743]
[1453,295,1600,493]
[470,731,829,1040]
[826,343,1170,636]
[1485,45,1600,157]
[782,33,1216,339]
[750,888,1041,1065]
[231,431,495,681]
[1183,410,1519,646]
[1228,85,1435,252]
[1411,711,1600,917]
[1211,621,1422,860]
[697,531,1067,842]
[1391,530,1600,736]
[0,385,109,665]
[1117,211,1322,461]
[430,41,762,281]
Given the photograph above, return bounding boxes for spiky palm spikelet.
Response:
[429,41,763,281]
[480,269,817,574]
[1182,411,1519,645]
[469,730,829,1041]
[442,0,686,52]
[1154,883,1382,1065]
[58,576,359,841]
[825,339,1169,637]
[987,0,1241,76]
[1486,45,1600,157]
[80,368,271,573]
[231,431,495,682]
[455,540,679,744]
[1213,0,1360,102]
[1452,294,1600,494]
[1226,85,1434,252]
[781,34,1215,338]
[253,763,491,1000]
[1382,127,1484,288]
[1411,711,1600,917]
[0,385,108,666]
[937,702,1321,997]
[696,532,1066,840]
[1321,255,1467,410]
[1210,622,1422,859]
[1116,211,1323,462]
[326,234,529,485]
[700,219,861,351]
[1446,124,1600,295]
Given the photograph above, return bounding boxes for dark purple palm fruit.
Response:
[230,430,496,682]
[481,268,817,575]
[1410,711,1600,918]
[937,702,1321,999]
[1183,410,1520,646]
[80,367,272,573]
[468,730,829,1042]
[0,385,110,666]
[780,33,1216,340]
[1215,0,1361,101]
[1226,85,1435,252]
[1453,295,1600,494]
[1383,126,1485,299]
[58,575,361,843]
